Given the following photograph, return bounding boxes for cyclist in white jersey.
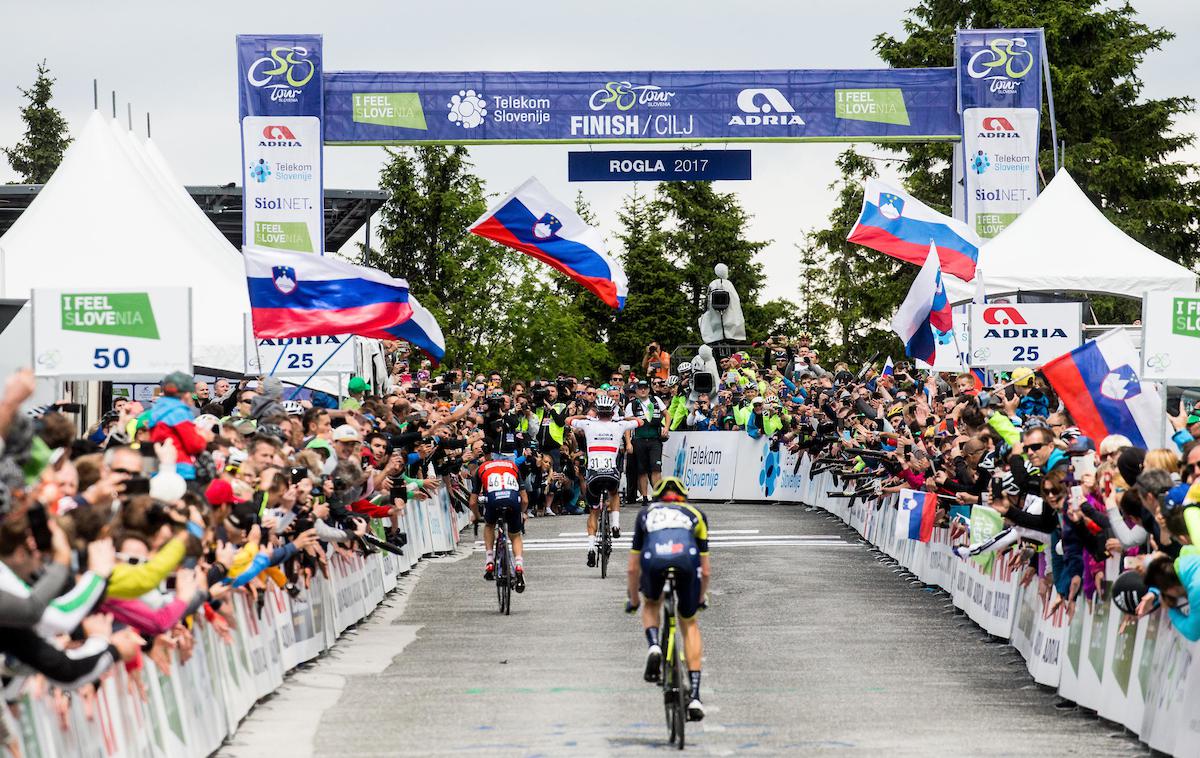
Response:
[567,394,643,567]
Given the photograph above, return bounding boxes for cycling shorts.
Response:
[638,535,702,618]
[633,438,663,474]
[584,470,620,508]
[483,496,523,535]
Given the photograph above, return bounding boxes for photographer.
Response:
[642,342,671,382]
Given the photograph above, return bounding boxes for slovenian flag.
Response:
[469,177,628,309]
[1040,330,1164,448]
[890,245,952,365]
[384,294,446,364]
[896,488,936,542]
[882,356,894,377]
[244,247,413,339]
[848,178,980,282]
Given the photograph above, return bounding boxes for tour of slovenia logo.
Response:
[971,150,991,174]
[61,293,159,339]
[758,442,779,497]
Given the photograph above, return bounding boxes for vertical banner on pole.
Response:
[956,29,1044,239]
[237,35,325,255]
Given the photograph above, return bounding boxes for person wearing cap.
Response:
[341,376,370,411]
[625,379,668,505]
[147,372,207,482]
[332,424,365,463]
[1140,492,1200,640]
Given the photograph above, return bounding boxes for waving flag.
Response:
[891,245,953,365]
[882,356,895,377]
[244,247,412,339]
[848,178,980,281]
[384,294,446,364]
[896,489,936,542]
[469,177,628,309]
[1040,330,1164,448]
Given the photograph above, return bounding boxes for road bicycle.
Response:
[658,567,689,749]
[596,488,614,579]
[493,515,516,615]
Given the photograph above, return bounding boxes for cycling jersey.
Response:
[631,501,710,618]
[571,418,640,473]
[474,459,525,504]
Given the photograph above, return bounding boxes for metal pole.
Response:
[93,80,98,110]
[111,91,116,118]
[127,103,132,131]
[146,113,152,139]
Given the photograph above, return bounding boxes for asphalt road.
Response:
[224,501,1147,757]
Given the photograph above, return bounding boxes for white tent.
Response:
[0,111,249,373]
[944,169,1197,304]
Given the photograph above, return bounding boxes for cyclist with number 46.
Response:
[625,477,710,721]
[567,395,643,568]
[470,453,529,593]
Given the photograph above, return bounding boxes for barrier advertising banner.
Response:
[1140,290,1200,382]
[237,35,324,254]
[662,431,738,501]
[31,287,192,380]
[968,302,1082,369]
[322,68,961,144]
[956,29,1044,236]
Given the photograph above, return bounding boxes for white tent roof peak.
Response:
[0,111,249,372]
[944,168,1197,303]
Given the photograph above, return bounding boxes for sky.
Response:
[1,0,1197,304]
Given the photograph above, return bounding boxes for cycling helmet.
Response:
[653,476,689,501]
[677,362,693,374]
[666,375,680,388]
[594,394,615,414]
[282,400,304,416]
[1112,570,1149,615]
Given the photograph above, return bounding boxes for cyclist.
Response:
[625,477,710,722]
[470,452,528,593]
[567,394,642,567]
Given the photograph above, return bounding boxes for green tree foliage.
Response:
[607,190,692,368]
[370,147,612,377]
[873,0,1200,264]
[4,61,72,184]
[804,150,917,365]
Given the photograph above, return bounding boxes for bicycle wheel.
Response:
[599,508,611,578]
[662,613,676,742]
[495,531,507,613]
[673,605,688,749]
[503,535,515,616]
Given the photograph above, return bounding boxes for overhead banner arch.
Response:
[236,29,1048,253]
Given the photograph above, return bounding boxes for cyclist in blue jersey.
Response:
[625,477,710,721]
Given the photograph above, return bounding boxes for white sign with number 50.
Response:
[967,302,1082,369]
[32,287,192,380]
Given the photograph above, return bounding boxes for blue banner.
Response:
[568,150,751,181]
[321,68,960,144]
[956,29,1043,111]
[237,35,325,256]
[237,35,324,118]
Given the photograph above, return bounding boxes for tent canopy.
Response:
[0,112,249,373]
[944,169,1197,304]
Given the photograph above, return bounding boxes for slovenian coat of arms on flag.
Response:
[272,266,297,295]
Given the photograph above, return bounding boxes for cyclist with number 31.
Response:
[625,477,711,721]
[567,395,643,567]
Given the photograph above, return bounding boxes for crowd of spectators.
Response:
[2,330,1197,748]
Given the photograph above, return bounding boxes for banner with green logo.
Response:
[32,287,192,380]
[1141,290,1200,383]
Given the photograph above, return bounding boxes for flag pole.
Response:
[288,339,350,400]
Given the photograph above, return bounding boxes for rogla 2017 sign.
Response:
[967,303,1082,369]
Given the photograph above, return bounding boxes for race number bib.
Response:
[645,507,693,533]
[485,471,519,493]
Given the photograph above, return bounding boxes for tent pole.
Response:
[146,113,152,139]
[127,103,132,131]
[111,91,116,119]
[93,80,98,110]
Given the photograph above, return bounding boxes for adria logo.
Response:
[262,125,296,140]
[983,306,1027,325]
[257,124,302,148]
[982,116,1015,131]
